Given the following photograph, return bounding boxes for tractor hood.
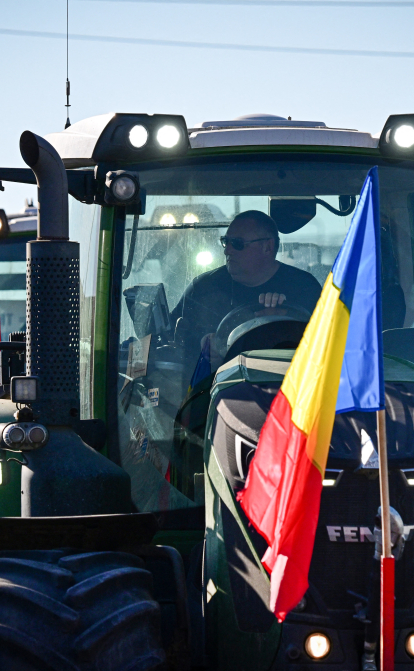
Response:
[211,349,414,483]
[208,348,414,645]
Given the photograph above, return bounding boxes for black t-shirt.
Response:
[171,263,321,359]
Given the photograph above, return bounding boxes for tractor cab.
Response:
[1,111,414,669]
[45,112,413,515]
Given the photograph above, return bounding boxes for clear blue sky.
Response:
[1,0,413,212]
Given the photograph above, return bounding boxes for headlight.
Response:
[406,633,414,657]
[183,212,199,224]
[394,124,414,149]
[89,113,189,163]
[156,124,181,149]
[160,213,176,227]
[379,114,414,157]
[11,376,39,403]
[104,170,141,206]
[304,633,330,659]
[196,251,213,266]
[112,176,137,201]
[129,124,148,148]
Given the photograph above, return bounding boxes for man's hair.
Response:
[231,210,280,255]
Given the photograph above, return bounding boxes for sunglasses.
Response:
[220,236,271,251]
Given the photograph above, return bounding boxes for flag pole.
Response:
[377,408,394,671]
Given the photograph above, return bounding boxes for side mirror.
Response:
[269,197,317,234]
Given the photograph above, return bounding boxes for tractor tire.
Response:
[0,549,166,671]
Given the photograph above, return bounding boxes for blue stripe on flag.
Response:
[334,167,385,413]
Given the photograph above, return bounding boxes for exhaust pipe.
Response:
[20,130,68,240]
[17,130,131,516]
[19,131,78,425]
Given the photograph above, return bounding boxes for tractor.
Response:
[0,111,414,670]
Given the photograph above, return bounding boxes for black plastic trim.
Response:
[106,207,126,466]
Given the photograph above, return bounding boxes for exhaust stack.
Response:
[20,131,69,240]
[20,131,79,425]
[17,131,131,517]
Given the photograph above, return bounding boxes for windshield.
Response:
[115,153,414,513]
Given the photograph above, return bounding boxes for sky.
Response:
[0,0,413,213]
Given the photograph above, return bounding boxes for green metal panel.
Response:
[383,354,414,381]
[204,353,285,671]
[204,453,281,671]
[185,145,381,160]
[93,207,115,440]
[203,346,414,669]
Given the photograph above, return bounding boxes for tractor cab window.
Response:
[116,154,414,513]
[69,197,100,420]
[0,234,32,340]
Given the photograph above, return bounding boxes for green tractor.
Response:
[1,111,414,670]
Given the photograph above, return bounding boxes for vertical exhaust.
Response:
[20,131,69,240]
[18,131,131,517]
[20,131,79,425]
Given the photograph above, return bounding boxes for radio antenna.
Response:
[65,0,71,129]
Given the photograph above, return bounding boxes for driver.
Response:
[171,209,321,364]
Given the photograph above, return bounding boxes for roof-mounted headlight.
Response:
[156,124,182,149]
[379,114,414,158]
[129,124,149,149]
[394,125,414,148]
[93,113,190,163]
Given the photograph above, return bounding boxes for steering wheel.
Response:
[215,302,311,357]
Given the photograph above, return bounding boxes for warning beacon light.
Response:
[379,114,414,158]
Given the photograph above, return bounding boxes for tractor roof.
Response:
[45,112,379,168]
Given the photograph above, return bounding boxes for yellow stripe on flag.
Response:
[281,273,349,474]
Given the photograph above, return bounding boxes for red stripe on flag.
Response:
[237,390,323,622]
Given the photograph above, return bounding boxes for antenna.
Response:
[65,0,71,129]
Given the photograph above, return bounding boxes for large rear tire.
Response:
[0,549,166,671]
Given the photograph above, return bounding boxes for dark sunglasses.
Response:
[220,236,271,251]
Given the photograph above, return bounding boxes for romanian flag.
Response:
[237,167,384,622]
